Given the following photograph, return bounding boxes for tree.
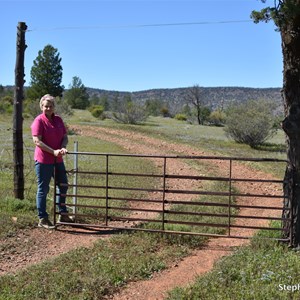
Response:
[99,95,110,111]
[251,1,300,247]
[224,100,276,148]
[195,106,211,125]
[63,76,89,109]
[112,94,148,124]
[145,98,165,116]
[185,85,208,125]
[27,44,64,99]
[89,94,110,110]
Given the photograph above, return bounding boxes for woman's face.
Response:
[41,100,54,118]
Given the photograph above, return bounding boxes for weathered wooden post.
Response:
[13,21,27,199]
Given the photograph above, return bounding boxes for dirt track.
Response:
[0,125,283,300]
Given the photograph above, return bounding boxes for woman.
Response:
[31,94,72,229]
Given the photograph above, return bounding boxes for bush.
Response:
[0,96,13,114]
[112,96,148,124]
[224,99,277,148]
[89,105,105,119]
[174,114,187,121]
[208,110,226,126]
[160,107,170,117]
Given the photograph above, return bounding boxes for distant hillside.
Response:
[86,86,283,114]
[3,85,283,114]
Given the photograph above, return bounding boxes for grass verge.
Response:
[0,231,192,300]
[166,222,300,300]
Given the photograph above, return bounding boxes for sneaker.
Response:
[58,214,75,223]
[38,218,55,229]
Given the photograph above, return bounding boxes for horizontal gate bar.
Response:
[68,170,285,184]
[67,151,287,162]
[60,193,287,211]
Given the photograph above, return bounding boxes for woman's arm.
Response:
[61,134,68,148]
[32,135,63,157]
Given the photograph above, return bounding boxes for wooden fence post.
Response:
[13,21,27,199]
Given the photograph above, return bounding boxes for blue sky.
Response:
[1,0,282,92]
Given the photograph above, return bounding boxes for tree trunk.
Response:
[13,22,27,200]
[196,107,201,125]
[280,16,300,247]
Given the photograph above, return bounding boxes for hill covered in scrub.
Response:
[87,86,283,113]
[2,85,283,114]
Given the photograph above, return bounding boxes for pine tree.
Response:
[63,76,89,109]
[27,44,64,99]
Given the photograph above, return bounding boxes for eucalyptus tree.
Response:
[252,0,300,246]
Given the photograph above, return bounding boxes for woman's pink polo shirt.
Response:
[31,113,67,164]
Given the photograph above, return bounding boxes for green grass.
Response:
[0,198,37,239]
[0,111,293,300]
[166,223,300,300]
[0,232,190,300]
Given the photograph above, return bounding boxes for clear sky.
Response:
[1,0,282,92]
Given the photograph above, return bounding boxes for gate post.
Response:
[228,159,232,237]
[72,141,78,219]
[162,157,167,231]
[53,160,57,225]
[105,154,109,226]
[13,21,27,199]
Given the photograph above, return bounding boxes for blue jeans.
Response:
[35,161,68,219]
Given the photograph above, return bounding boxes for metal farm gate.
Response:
[53,148,289,242]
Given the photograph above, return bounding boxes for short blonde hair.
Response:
[39,94,55,109]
